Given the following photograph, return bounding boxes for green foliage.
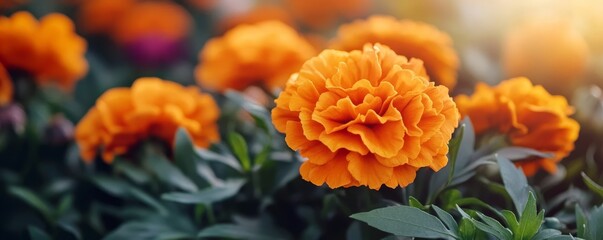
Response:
[350,205,458,239]
[497,156,530,215]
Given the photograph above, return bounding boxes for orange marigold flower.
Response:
[455,77,580,176]
[0,11,88,90]
[0,64,12,106]
[195,21,316,92]
[502,16,589,96]
[78,0,136,34]
[218,5,294,33]
[284,0,372,30]
[329,15,459,89]
[272,44,460,190]
[111,1,192,45]
[75,77,220,163]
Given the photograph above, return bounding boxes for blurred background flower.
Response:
[456,77,580,176]
[75,77,220,163]
[0,11,88,90]
[195,20,316,93]
[0,64,12,106]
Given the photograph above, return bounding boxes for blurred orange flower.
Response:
[0,64,12,106]
[455,77,580,176]
[329,15,459,89]
[502,16,589,96]
[284,0,371,30]
[272,44,460,190]
[111,1,192,45]
[75,78,220,163]
[218,5,294,33]
[78,0,136,34]
[196,21,316,92]
[0,11,88,90]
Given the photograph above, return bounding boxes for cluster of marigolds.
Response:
[0,4,583,190]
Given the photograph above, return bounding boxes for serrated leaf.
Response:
[497,155,530,215]
[197,223,290,240]
[8,186,53,221]
[143,153,199,192]
[432,205,459,234]
[228,132,251,172]
[532,229,562,240]
[161,179,245,204]
[515,192,543,240]
[28,226,51,240]
[581,172,603,198]
[351,206,457,239]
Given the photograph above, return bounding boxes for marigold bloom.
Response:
[0,64,12,106]
[75,78,220,163]
[218,5,294,33]
[111,1,192,45]
[455,77,580,176]
[284,0,371,29]
[0,11,88,90]
[78,0,136,34]
[329,15,459,89]
[272,44,460,190]
[196,21,316,92]
[502,16,589,96]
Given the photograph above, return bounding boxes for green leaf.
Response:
[515,192,544,240]
[105,221,194,240]
[576,205,586,238]
[350,206,458,239]
[495,147,554,161]
[432,205,458,233]
[586,205,603,240]
[143,153,199,192]
[409,196,426,210]
[28,226,51,240]
[456,206,510,240]
[475,212,512,240]
[162,179,245,204]
[8,186,53,221]
[57,194,73,216]
[581,172,603,198]
[532,229,562,240]
[458,218,477,240]
[497,155,530,215]
[446,123,465,185]
[196,148,243,172]
[197,223,290,240]
[501,210,519,234]
[224,90,276,135]
[114,159,150,184]
[90,176,167,215]
[173,128,208,187]
[228,132,251,172]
